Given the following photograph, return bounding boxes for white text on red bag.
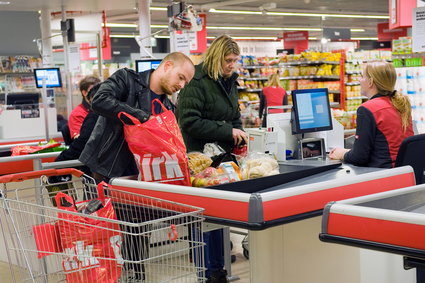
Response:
[63,235,124,273]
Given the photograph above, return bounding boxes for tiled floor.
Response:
[0,231,250,282]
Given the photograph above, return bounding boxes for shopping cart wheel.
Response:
[243,247,249,260]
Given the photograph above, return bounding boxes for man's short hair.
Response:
[79,75,101,92]
[159,52,194,68]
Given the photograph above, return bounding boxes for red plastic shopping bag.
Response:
[54,185,123,283]
[118,99,191,186]
[32,223,62,258]
[11,142,61,156]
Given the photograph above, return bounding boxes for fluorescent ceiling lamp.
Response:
[105,23,137,28]
[110,34,137,38]
[105,23,364,33]
[232,36,279,40]
[210,8,389,19]
[150,7,167,11]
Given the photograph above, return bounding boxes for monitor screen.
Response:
[291,88,333,134]
[135,59,162,73]
[6,93,40,108]
[33,68,62,88]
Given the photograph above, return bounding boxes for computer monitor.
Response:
[33,68,62,88]
[6,93,40,108]
[135,59,162,73]
[291,88,333,135]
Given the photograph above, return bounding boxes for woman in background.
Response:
[259,73,288,127]
[329,61,413,167]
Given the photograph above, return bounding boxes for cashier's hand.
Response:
[329,147,350,161]
[232,128,248,146]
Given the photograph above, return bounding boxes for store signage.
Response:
[283,31,309,54]
[377,23,407,41]
[68,43,81,73]
[80,27,112,61]
[323,28,351,40]
[412,7,425,52]
[190,13,207,54]
[172,31,190,55]
[389,0,416,29]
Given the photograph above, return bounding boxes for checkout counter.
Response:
[109,164,416,283]
[320,184,425,283]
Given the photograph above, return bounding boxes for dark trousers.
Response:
[203,229,225,278]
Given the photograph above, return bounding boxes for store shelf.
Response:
[328,90,341,94]
[0,72,34,76]
[241,65,279,69]
[280,75,340,80]
[241,61,341,68]
[237,87,262,92]
[346,59,392,63]
[279,61,340,66]
[347,111,357,114]
[241,75,341,80]
[345,71,362,75]
[345,82,360,86]
[240,77,268,80]
[346,96,368,100]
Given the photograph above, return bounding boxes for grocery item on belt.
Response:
[187,152,213,175]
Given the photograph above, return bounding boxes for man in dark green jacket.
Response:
[177,35,247,283]
[177,35,247,153]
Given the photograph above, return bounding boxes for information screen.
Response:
[135,59,162,73]
[291,88,333,134]
[34,68,62,88]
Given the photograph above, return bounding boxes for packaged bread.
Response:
[187,152,213,175]
[241,153,279,179]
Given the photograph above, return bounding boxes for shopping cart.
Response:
[0,168,206,283]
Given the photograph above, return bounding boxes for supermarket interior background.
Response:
[1,0,425,283]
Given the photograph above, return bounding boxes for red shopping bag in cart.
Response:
[118,98,191,186]
[11,141,61,156]
[54,185,123,283]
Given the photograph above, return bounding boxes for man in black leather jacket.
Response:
[79,52,195,182]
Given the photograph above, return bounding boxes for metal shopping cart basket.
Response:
[0,168,206,283]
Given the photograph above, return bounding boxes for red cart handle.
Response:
[0,168,84,184]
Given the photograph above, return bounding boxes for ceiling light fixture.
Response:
[209,8,389,19]
[150,7,167,11]
[0,1,11,4]
[105,23,365,32]
[111,34,363,41]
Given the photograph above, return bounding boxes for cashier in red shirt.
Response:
[68,75,101,139]
[329,61,413,167]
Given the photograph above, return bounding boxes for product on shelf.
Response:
[332,109,357,130]
[0,56,41,73]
